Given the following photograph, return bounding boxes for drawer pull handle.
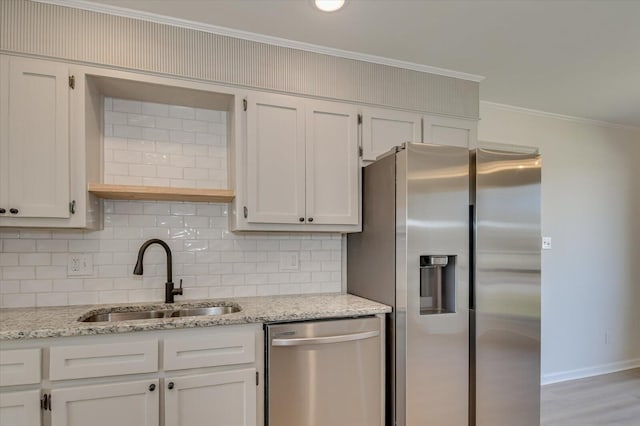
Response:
[148,383,156,392]
[168,381,175,390]
[9,208,18,214]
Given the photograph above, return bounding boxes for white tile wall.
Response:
[0,201,342,308]
[0,96,343,308]
[104,98,227,189]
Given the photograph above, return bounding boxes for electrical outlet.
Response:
[279,252,300,271]
[68,254,93,276]
[542,237,552,250]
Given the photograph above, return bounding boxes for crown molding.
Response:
[35,0,484,83]
[480,101,640,132]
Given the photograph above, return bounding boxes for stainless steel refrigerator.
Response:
[347,142,541,426]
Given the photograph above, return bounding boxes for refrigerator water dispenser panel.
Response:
[420,255,456,314]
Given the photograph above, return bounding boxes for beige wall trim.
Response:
[1,0,479,119]
[481,101,640,132]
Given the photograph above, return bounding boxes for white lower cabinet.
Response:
[0,325,263,426]
[49,380,159,426]
[165,369,257,426]
[0,389,41,426]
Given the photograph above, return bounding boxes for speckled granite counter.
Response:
[0,293,391,340]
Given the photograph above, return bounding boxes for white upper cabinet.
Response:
[0,55,70,219]
[423,114,477,148]
[246,93,306,224]
[361,107,422,161]
[233,91,360,232]
[0,54,101,229]
[305,101,359,225]
[360,107,477,162]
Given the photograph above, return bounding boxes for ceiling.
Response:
[84,0,640,127]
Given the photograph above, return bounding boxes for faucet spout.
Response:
[133,239,182,303]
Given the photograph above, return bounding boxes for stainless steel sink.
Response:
[80,304,240,322]
[169,306,238,317]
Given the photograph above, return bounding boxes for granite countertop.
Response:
[0,293,391,340]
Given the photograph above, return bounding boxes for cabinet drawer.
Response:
[0,349,41,386]
[0,389,41,426]
[50,340,158,380]
[164,329,255,371]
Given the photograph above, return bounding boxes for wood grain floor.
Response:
[541,368,640,425]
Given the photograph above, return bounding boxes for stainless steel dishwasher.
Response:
[266,317,384,426]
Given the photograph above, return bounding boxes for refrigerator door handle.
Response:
[272,330,380,346]
[469,204,475,310]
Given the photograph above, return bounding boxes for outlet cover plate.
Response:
[542,237,552,250]
[68,254,93,276]
[279,252,300,271]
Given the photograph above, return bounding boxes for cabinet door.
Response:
[423,114,477,148]
[165,369,256,426]
[246,92,305,224]
[0,390,41,426]
[305,100,359,225]
[1,55,70,218]
[361,107,422,161]
[50,379,159,426]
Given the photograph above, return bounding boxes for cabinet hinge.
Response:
[68,75,75,89]
[243,98,247,112]
[357,113,362,125]
[358,146,363,157]
[41,393,52,411]
[243,206,248,219]
[256,371,259,386]
[69,200,76,214]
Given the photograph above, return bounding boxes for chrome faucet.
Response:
[133,239,183,303]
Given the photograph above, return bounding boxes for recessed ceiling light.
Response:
[315,0,345,12]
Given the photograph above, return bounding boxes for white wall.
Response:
[0,200,342,308]
[478,101,640,382]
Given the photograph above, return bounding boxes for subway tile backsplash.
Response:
[0,201,342,308]
[0,98,342,308]
[104,97,227,189]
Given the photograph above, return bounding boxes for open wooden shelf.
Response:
[88,183,234,203]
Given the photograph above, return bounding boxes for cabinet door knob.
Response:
[148,383,156,392]
[9,208,18,214]
[299,217,305,222]
[308,217,314,223]
[168,382,175,390]
[0,208,5,214]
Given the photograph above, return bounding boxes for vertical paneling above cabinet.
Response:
[0,0,480,119]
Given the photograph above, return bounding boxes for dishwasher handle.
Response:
[271,330,379,347]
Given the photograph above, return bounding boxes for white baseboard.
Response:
[541,358,640,385]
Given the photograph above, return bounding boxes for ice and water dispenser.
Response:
[419,255,456,314]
